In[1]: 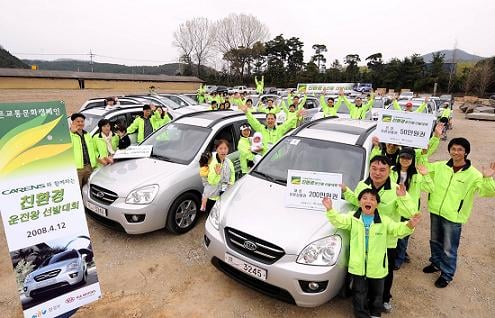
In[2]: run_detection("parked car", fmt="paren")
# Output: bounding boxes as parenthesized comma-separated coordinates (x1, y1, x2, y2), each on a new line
(205, 117, 379, 307)
(214, 86, 229, 94)
(23, 249, 87, 298)
(82, 111, 267, 235)
(398, 91, 414, 100)
(228, 86, 257, 95)
(159, 94, 201, 107)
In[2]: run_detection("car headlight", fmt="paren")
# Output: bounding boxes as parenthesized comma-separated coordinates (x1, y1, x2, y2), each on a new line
(125, 185, 159, 205)
(67, 262, 79, 270)
(296, 235, 342, 266)
(208, 201, 221, 230)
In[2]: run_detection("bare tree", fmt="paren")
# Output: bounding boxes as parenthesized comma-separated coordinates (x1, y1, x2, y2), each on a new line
(477, 60, 493, 97)
(173, 22, 194, 75)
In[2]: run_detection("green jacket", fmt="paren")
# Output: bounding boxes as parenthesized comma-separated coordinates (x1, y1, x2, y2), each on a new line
(238, 137, 255, 174)
(319, 95, 343, 117)
(127, 113, 168, 143)
(287, 94, 307, 110)
(343, 177, 416, 248)
(245, 111, 296, 154)
(255, 76, 264, 94)
(440, 108, 452, 118)
(258, 104, 282, 114)
(207, 155, 235, 201)
(390, 170, 434, 209)
(93, 133, 119, 166)
(369, 136, 440, 165)
(392, 100, 427, 113)
(327, 208, 413, 278)
(426, 159, 495, 224)
(197, 85, 207, 103)
(232, 97, 245, 106)
(70, 131, 97, 169)
(343, 94, 374, 119)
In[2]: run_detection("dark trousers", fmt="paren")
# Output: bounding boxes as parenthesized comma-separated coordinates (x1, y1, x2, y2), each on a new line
(352, 274, 384, 318)
(383, 248, 397, 303)
(205, 199, 217, 213)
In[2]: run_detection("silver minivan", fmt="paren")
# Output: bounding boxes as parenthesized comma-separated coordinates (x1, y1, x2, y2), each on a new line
(204, 118, 377, 307)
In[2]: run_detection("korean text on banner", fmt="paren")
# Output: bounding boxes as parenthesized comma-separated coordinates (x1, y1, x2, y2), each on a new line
(376, 109, 435, 149)
(0, 101, 102, 318)
(286, 170, 343, 211)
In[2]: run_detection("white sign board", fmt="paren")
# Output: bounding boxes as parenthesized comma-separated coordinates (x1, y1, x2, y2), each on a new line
(297, 83, 355, 94)
(286, 170, 343, 211)
(113, 145, 153, 159)
(376, 109, 435, 149)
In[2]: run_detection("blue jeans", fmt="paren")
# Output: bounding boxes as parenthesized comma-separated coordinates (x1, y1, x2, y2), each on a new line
(429, 213, 462, 282)
(395, 235, 410, 267)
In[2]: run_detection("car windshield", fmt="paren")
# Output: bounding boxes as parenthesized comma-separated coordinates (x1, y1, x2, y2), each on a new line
(141, 123, 211, 165)
(48, 250, 78, 265)
(252, 137, 365, 190)
(82, 113, 102, 132)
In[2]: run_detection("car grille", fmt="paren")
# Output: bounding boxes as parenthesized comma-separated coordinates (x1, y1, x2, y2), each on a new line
(224, 227, 285, 265)
(90, 184, 118, 205)
(34, 269, 61, 282)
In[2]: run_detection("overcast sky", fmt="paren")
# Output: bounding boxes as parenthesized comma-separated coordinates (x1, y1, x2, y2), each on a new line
(1, 0, 494, 68)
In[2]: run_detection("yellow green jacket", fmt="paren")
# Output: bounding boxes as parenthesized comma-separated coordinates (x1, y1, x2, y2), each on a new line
(238, 136, 255, 174)
(319, 95, 343, 117)
(246, 111, 297, 154)
(127, 112, 169, 143)
(392, 100, 427, 113)
(390, 170, 434, 209)
(440, 108, 452, 118)
(93, 133, 119, 162)
(343, 177, 416, 248)
(426, 159, 495, 224)
(207, 155, 235, 201)
(327, 208, 413, 278)
(343, 94, 374, 119)
(70, 131, 97, 169)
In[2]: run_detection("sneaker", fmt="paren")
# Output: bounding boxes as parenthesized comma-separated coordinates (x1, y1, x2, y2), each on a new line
(434, 276, 449, 288)
(423, 263, 439, 273)
(383, 301, 392, 313)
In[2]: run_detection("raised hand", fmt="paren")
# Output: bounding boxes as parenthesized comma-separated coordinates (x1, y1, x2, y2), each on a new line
(481, 162, 495, 178)
(297, 108, 306, 117)
(416, 164, 428, 176)
(434, 122, 444, 137)
(340, 183, 348, 192)
(396, 183, 407, 197)
(215, 163, 222, 175)
(239, 104, 248, 113)
(372, 136, 380, 147)
(407, 213, 422, 229)
(322, 196, 333, 211)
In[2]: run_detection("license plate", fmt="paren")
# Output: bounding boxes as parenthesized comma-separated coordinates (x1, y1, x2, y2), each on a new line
(86, 201, 107, 216)
(225, 253, 267, 281)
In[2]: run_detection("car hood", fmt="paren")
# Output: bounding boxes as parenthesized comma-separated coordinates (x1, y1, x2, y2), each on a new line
(219, 175, 336, 255)
(90, 158, 187, 196)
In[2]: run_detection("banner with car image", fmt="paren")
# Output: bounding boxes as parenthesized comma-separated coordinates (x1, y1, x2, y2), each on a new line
(286, 170, 343, 211)
(0, 101, 102, 318)
(376, 109, 436, 149)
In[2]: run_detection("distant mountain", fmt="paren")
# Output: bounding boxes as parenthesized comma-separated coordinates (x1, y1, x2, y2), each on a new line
(21, 58, 216, 77)
(0, 47, 29, 68)
(422, 49, 485, 63)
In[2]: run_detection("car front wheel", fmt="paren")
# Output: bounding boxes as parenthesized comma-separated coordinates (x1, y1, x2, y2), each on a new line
(166, 193, 200, 234)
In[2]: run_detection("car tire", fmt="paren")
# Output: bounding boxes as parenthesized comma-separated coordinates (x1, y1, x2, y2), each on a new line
(166, 193, 200, 235)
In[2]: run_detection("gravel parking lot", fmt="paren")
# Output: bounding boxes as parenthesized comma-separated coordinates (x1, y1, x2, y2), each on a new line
(0, 94, 494, 318)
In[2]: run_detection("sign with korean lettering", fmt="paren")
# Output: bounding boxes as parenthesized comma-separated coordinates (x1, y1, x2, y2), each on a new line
(296, 83, 355, 94)
(376, 109, 435, 149)
(286, 170, 343, 211)
(0, 101, 102, 318)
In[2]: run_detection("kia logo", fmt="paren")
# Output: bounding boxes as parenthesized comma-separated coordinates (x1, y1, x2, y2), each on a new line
(243, 240, 257, 251)
(65, 297, 75, 303)
(95, 191, 105, 199)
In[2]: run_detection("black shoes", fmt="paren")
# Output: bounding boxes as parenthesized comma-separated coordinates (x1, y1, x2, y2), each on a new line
(422, 263, 440, 273)
(434, 276, 449, 288)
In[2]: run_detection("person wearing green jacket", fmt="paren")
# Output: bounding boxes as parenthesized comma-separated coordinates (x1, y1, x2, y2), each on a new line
(323, 188, 420, 318)
(257, 98, 281, 114)
(69, 113, 99, 189)
(127, 104, 165, 143)
(342, 155, 417, 313)
(319, 93, 343, 117)
(238, 124, 256, 174)
(254, 75, 264, 94)
(287, 93, 307, 110)
(422, 137, 495, 288)
(93, 119, 119, 167)
(390, 147, 434, 270)
(231, 92, 245, 106)
(391, 96, 428, 113)
(280, 103, 303, 129)
(341, 89, 375, 119)
(153, 106, 172, 128)
(438, 103, 452, 140)
(239, 104, 304, 154)
(197, 84, 207, 104)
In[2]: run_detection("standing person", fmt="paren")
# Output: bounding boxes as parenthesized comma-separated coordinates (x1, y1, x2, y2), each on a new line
(390, 148, 434, 269)
(239, 104, 304, 154)
(93, 119, 118, 167)
(69, 113, 98, 189)
(203, 140, 236, 213)
(391, 96, 428, 113)
(258, 98, 281, 114)
(208, 100, 218, 111)
(153, 106, 172, 128)
(323, 189, 421, 318)
(126, 104, 161, 143)
(342, 156, 417, 313)
(341, 89, 375, 119)
(281, 103, 303, 129)
(231, 92, 245, 107)
(255, 75, 264, 95)
(438, 103, 452, 140)
(238, 124, 258, 175)
(319, 89, 343, 117)
(423, 138, 495, 288)
(197, 84, 207, 104)
(114, 122, 131, 149)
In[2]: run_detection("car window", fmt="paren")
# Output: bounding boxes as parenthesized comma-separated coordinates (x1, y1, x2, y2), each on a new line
(120, 100, 139, 105)
(304, 99, 317, 109)
(49, 250, 78, 264)
(109, 114, 127, 131)
(208, 124, 236, 154)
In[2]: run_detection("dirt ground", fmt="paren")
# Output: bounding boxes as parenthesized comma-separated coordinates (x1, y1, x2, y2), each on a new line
(0, 91, 494, 317)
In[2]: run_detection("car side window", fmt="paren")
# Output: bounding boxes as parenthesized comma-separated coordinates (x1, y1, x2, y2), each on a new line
(109, 114, 127, 130)
(304, 99, 316, 109)
(209, 124, 236, 154)
(127, 111, 142, 127)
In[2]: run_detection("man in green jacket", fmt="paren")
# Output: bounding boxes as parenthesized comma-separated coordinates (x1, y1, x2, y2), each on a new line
(127, 104, 165, 143)
(197, 84, 207, 104)
(70, 113, 99, 189)
(341, 89, 375, 120)
(255, 75, 264, 95)
(391, 96, 428, 113)
(342, 156, 417, 313)
(239, 104, 304, 154)
(423, 137, 495, 288)
(319, 90, 343, 117)
(324, 188, 420, 318)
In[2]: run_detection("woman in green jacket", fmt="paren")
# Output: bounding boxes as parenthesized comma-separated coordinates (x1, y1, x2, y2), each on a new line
(324, 188, 420, 318)
(93, 119, 118, 167)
